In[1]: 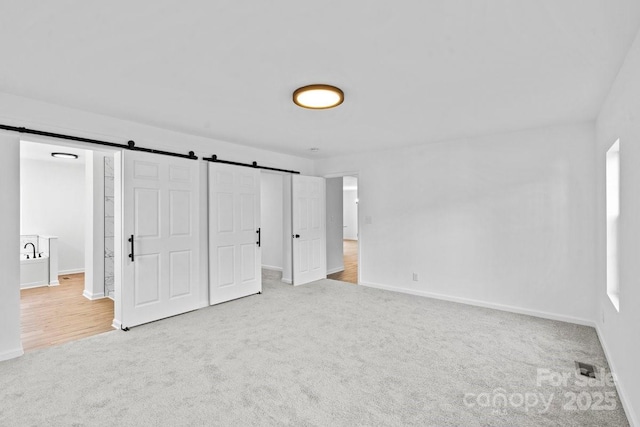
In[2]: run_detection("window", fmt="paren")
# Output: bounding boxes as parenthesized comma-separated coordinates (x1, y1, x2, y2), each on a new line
(606, 139, 620, 312)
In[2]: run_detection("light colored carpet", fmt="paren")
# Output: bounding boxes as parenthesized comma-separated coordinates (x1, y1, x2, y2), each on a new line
(0, 274, 628, 426)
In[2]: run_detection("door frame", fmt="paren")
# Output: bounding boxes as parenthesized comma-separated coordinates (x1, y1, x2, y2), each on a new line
(16, 134, 123, 326)
(322, 171, 361, 285)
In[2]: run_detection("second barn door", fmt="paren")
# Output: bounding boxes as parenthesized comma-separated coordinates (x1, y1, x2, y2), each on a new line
(208, 163, 261, 305)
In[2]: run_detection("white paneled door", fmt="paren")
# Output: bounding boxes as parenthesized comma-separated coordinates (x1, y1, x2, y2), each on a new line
(292, 175, 326, 285)
(121, 151, 200, 328)
(208, 163, 261, 305)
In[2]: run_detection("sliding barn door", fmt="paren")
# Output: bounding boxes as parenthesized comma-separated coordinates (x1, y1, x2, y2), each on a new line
(208, 163, 261, 305)
(121, 151, 200, 328)
(292, 175, 326, 285)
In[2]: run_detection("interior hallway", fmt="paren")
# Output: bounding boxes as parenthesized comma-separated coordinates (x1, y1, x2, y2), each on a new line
(328, 240, 358, 284)
(20, 273, 114, 352)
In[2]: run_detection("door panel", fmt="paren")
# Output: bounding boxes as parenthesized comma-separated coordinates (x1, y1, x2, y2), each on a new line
(169, 250, 191, 298)
(133, 160, 159, 179)
(241, 243, 257, 281)
(209, 163, 261, 305)
(312, 239, 322, 269)
(169, 164, 191, 182)
(135, 189, 160, 237)
(217, 193, 234, 232)
(292, 175, 326, 285)
(121, 151, 200, 328)
(134, 253, 160, 305)
(169, 191, 191, 235)
(217, 246, 235, 286)
(240, 195, 255, 230)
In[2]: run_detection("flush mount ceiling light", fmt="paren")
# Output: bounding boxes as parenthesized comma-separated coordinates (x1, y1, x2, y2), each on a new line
(293, 84, 344, 109)
(51, 152, 78, 159)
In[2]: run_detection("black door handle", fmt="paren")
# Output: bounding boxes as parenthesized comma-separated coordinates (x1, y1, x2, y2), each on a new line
(128, 235, 135, 262)
(293, 234, 300, 238)
(256, 228, 261, 247)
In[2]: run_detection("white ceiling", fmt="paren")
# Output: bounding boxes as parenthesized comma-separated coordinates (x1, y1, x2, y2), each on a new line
(20, 140, 87, 164)
(1, 1, 639, 159)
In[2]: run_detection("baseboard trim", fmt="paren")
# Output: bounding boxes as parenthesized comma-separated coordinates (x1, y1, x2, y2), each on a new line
(327, 266, 345, 275)
(359, 281, 595, 327)
(595, 325, 638, 427)
(282, 278, 292, 284)
(261, 265, 282, 272)
(59, 268, 85, 275)
(0, 346, 24, 362)
(83, 289, 106, 300)
(111, 319, 122, 330)
(49, 280, 60, 286)
(20, 282, 49, 290)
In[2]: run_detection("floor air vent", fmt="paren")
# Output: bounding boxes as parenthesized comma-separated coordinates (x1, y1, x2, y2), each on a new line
(575, 361, 597, 378)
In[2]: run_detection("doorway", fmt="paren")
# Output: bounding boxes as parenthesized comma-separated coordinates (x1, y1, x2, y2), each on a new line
(260, 171, 288, 283)
(326, 175, 359, 284)
(19, 140, 115, 351)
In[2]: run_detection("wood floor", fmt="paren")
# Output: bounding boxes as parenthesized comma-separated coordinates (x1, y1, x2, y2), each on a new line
(20, 252, 353, 352)
(20, 273, 114, 352)
(328, 239, 358, 284)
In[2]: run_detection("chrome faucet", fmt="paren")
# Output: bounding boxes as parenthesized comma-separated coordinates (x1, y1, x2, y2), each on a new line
(24, 242, 36, 259)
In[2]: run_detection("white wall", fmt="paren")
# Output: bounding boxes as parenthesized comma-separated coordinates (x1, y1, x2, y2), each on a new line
(20, 156, 86, 274)
(595, 27, 640, 426)
(84, 151, 108, 300)
(260, 172, 284, 271)
(316, 123, 597, 325)
(0, 92, 314, 358)
(0, 133, 22, 361)
(343, 189, 358, 240)
(326, 177, 344, 274)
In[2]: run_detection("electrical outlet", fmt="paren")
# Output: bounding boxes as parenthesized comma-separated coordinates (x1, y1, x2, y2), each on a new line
(412, 273, 418, 281)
